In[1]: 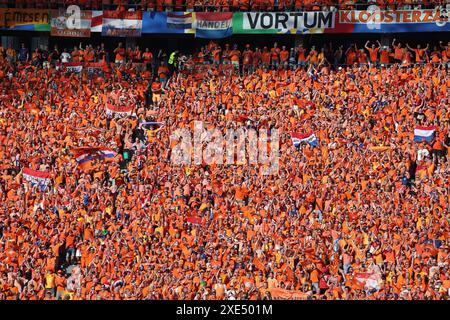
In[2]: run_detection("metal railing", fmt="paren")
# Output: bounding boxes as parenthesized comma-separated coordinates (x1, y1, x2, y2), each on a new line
(0, 1, 449, 11)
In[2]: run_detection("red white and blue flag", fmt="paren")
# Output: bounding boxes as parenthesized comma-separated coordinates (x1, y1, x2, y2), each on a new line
(23, 168, 51, 190)
(167, 12, 192, 29)
(139, 121, 165, 129)
(72, 147, 116, 166)
(105, 104, 134, 118)
(291, 132, 319, 147)
(414, 126, 436, 143)
(63, 62, 83, 73)
(195, 12, 233, 39)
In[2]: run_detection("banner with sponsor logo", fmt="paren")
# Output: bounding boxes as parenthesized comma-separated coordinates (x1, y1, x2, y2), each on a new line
(51, 9, 91, 37)
(332, 9, 450, 33)
(0, 9, 50, 31)
(102, 10, 142, 37)
(195, 12, 233, 38)
(142, 12, 194, 34)
(232, 12, 335, 34)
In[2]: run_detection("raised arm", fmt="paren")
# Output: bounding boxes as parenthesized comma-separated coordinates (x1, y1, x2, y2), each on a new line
(364, 41, 370, 51)
(345, 46, 352, 54)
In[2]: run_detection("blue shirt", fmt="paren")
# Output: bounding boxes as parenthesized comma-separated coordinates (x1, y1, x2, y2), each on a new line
(18, 48, 28, 61)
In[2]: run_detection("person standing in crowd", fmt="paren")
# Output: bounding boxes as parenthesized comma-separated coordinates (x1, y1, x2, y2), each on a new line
(18, 43, 29, 62)
(212, 45, 222, 65)
(49, 45, 60, 65)
(242, 44, 253, 74)
(60, 48, 71, 63)
(365, 40, 380, 66)
(392, 38, 406, 64)
(270, 42, 280, 69)
(133, 45, 142, 63)
(5, 46, 16, 63)
(333, 45, 343, 66)
(168, 50, 179, 76)
(407, 43, 430, 64)
(114, 42, 126, 64)
(297, 44, 307, 67)
(143, 48, 154, 73)
(230, 44, 241, 71)
(280, 45, 289, 68)
(97, 43, 108, 62)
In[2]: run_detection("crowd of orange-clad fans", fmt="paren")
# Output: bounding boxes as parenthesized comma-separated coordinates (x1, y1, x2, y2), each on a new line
(0, 36, 449, 300)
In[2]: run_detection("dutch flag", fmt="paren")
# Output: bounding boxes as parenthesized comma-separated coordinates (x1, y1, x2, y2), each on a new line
(167, 12, 192, 29)
(195, 12, 233, 39)
(23, 168, 51, 190)
(63, 62, 83, 73)
(413, 126, 436, 143)
(73, 147, 116, 166)
(291, 132, 319, 147)
(96, 148, 116, 159)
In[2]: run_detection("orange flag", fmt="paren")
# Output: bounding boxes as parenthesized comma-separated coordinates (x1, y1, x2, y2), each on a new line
(253, 257, 265, 271)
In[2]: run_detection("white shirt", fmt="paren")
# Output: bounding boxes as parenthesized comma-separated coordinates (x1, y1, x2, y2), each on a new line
(417, 148, 429, 161)
(60, 52, 71, 63)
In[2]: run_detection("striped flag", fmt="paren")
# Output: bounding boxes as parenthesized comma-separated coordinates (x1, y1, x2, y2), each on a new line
(195, 12, 233, 39)
(167, 12, 192, 29)
(105, 104, 134, 118)
(72, 147, 116, 168)
(139, 121, 165, 130)
(63, 62, 83, 73)
(23, 168, 51, 190)
(413, 125, 436, 143)
(291, 132, 319, 147)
